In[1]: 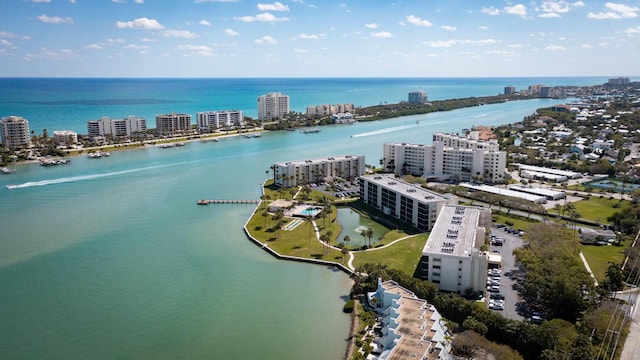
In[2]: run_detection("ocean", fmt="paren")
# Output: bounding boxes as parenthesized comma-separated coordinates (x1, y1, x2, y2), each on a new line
(0, 77, 608, 359)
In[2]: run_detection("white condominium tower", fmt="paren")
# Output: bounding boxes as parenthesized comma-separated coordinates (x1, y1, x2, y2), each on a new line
(87, 115, 147, 139)
(382, 132, 506, 183)
(257, 92, 290, 120)
(196, 110, 245, 131)
(418, 204, 491, 294)
(155, 113, 191, 134)
(0, 116, 31, 149)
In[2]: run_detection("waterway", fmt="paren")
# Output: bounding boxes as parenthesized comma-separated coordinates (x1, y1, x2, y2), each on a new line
(0, 97, 562, 359)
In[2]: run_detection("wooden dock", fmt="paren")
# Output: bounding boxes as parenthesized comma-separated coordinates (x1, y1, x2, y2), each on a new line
(197, 199, 260, 205)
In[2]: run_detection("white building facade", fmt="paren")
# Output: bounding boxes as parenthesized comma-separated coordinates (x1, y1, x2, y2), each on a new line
(306, 103, 355, 117)
(196, 110, 244, 131)
(53, 130, 78, 146)
(418, 205, 490, 294)
(382, 132, 506, 183)
(369, 279, 451, 360)
(273, 154, 365, 188)
(257, 92, 290, 120)
(359, 174, 453, 232)
(1, 116, 31, 149)
(87, 115, 147, 139)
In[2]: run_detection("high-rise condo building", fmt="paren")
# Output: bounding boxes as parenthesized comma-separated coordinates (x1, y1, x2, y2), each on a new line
(155, 113, 191, 134)
(408, 90, 428, 104)
(417, 205, 490, 294)
(1, 116, 31, 149)
(196, 110, 244, 131)
(382, 132, 506, 183)
(257, 92, 290, 120)
(358, 174, 453, 232)
(87, 115, 147, 139)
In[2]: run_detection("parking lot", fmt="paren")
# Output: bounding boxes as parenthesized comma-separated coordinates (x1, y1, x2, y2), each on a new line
(486, 225, 527, 321)
(309, 179, 360, 199)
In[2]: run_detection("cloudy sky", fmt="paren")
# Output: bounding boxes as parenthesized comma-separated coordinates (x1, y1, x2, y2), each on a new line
(1, 0, 639, 77)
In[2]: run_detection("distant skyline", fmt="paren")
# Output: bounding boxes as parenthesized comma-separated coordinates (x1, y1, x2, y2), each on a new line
(1, 0, 639, 78)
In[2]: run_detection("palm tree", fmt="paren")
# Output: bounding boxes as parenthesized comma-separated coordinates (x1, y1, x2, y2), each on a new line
(262, 209, 270, 227)
(305, 215, 314, 244)
(365, 227, 374, 247)
(343, 235, 351, 250)
(319, 234, 327, 253)
(275, 220, 284, 239)
(360, 229, 367, 247)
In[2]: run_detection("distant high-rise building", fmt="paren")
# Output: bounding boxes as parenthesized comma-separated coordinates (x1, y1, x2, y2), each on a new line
(257, 92, 290, 120)
(504, 86, 516, 95)
(87, 115, 146, 138)
(408, 90, 428, 104)
(0, 116, 31, 149)
(196, 110, 244, 130)
(155, 113, 192, 134)
(540, 86, 552, 98)
(607, 77, 630, 85)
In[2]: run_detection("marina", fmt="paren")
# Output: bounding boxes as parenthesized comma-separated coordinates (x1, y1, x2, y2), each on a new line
(197, 199, 260, 205)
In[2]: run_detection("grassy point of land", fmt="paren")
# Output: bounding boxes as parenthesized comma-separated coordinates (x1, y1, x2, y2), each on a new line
(547, 197, 630, 224)
(351, 234, 429, 276)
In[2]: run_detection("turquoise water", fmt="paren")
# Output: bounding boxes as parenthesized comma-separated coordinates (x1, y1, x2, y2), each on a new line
(0, 78, 600, 359)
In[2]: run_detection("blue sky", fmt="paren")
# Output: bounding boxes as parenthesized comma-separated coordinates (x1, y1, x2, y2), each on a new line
(1, 0, 639, 77)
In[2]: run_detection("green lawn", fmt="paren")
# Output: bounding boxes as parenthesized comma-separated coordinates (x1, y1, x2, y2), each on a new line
(492, 211, 540, 231)
(547, 197, 629, 224)
(580, 244, 627, 282)
(351, 234, 429, 276)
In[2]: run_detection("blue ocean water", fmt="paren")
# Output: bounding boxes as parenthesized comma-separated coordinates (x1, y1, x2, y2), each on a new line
(0, 77, 607, 134)
(0, 77, 607, 360)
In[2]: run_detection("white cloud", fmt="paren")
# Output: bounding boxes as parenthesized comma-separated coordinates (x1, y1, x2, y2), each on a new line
(365, 23, 378, 29)
(481, 6, 500, 15)
(441, 25, 456, 31)
(116, 18, 165, 30)
(134, 0, 144, 3)
(580, 43, 592, 48)
(194, 0, 238, 2)
(539, 12, 561, 18)
(541, 1, 570, 14)
(200, 20, 211, 26)
(545, 45, 567, 51)
(257, 2, 289, 11)
(0, 31, 31, 40)
(0, 39, 13, 46)
(478, 26, 489, 30)
(505, 4, 527, 17)
(405, 15, 432, 27)
(69, 0, 76, 3)
(225, 29, 239, 36)
(297, 33, 325, 40)
(235, 12, 289, 22)
(624, 26, 640, 35)
(124, 44, 150, 50)
(425, 39, 457, 47)
(32, 0, 51, 2)
(424, 38, 498, 48)
(254, 35, 277, 45)
(293, 48, 310, 53)
(86, 44, 102, 49)
(177, 44, 216, 56)
(37, 14, 73, 24)
(371, 31, 393, 38)
(588, 2, 639, 19)
(164, 30, 198, 38)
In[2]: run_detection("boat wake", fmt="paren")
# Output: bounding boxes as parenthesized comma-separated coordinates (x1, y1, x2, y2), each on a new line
(6, 164, 172, 189)
(351, 124, 418, 138)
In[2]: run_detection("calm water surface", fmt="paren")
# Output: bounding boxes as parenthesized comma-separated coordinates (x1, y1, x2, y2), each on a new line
(0, 81, 580, 359)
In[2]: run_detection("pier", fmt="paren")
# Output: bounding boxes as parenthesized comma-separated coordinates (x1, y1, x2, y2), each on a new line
(197, 199, 260, 205)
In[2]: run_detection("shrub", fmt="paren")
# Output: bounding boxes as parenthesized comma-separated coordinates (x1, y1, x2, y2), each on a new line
(343, 299, 355, 313)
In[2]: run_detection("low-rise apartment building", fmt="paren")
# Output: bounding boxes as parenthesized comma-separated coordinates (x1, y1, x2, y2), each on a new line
(358, 174, 452, 232)
(417, 205, 490, 294)
(273, 154, 365, 188)
(53, 130, 78, 146)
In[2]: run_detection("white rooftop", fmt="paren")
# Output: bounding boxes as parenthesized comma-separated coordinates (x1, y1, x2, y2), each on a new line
(422, 205, 482, 257)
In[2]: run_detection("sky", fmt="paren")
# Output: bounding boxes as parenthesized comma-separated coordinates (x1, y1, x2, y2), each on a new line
(0, 0, 639, 78)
